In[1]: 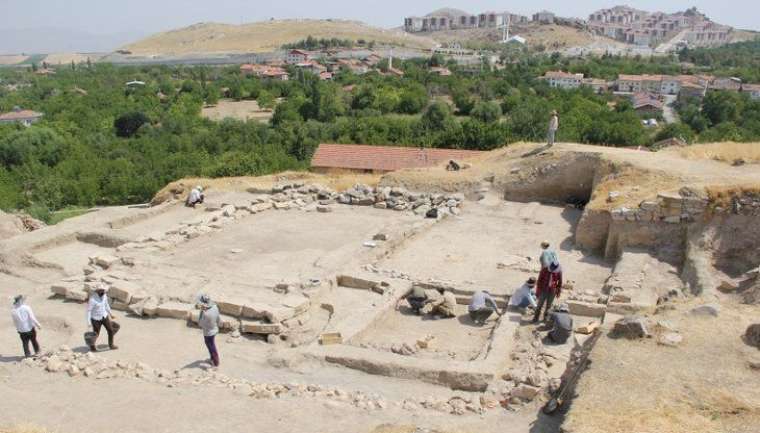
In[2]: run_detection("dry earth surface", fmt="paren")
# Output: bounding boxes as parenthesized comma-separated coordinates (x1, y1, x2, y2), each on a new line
(201, 99, 273, 123)
(2, 142, 760, 433)
(122, 20, 437, 55)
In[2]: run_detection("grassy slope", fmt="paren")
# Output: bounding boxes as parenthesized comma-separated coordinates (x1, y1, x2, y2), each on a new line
(122, 20, 437, 55)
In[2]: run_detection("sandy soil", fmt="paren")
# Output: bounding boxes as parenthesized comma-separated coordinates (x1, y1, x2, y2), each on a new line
(0, 55, 28, 65)
(564, 298, 760, 433)
(123, 20, 436, 55)
(42, 53, 102, 65)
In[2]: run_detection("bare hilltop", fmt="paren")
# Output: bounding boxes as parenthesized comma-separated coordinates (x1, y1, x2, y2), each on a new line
(121, 20, 437, 55)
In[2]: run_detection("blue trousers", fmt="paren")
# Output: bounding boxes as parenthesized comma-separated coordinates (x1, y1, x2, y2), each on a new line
(204, 335, 219, 366)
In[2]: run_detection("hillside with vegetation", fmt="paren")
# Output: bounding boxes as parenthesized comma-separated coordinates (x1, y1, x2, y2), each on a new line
(1, 41, 760, 221)
(122, 20, 437, 55)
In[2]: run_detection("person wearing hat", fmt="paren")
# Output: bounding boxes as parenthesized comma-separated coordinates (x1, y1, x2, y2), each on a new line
(186, 185, 205, 207)
(509, 278, 538, 311)
(197, 294, 221, 367)
(534, 260, 563, 323)
(547, 110, 559, 147)
(86, 283, 118, 351)
(11, 295, 42, 357)
(547, 303, 573, 344)
(468, 290, 502, 326)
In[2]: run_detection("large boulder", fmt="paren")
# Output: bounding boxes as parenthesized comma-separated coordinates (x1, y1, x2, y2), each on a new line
(612, 316, 650, 339)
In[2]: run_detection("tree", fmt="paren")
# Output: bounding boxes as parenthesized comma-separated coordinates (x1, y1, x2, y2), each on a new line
(114, 112, 149, 138)
(257, 90, 276, 110)
(654, 123, 695, 145)
(421, 102, 454, 130)
(452, 90, 476, 115)
(471, 101, 502, 123)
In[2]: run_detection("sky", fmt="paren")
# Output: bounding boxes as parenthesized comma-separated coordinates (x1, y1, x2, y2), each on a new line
(0, 0, 757, 52)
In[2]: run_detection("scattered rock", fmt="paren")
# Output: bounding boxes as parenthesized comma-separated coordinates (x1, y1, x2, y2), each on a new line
(657, 332, 683, 347)
(612, 316, 650, 339)
(745, 324, 760, 349)
(690, 304, 720, 317)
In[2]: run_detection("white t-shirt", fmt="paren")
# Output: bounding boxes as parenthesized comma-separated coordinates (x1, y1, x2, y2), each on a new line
(509, 284, 538, 308)
(12, 304, 41, 333)
(87, 294, 111, 324)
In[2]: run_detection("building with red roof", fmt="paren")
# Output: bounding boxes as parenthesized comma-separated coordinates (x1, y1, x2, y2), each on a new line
(310, 143, 483, 174)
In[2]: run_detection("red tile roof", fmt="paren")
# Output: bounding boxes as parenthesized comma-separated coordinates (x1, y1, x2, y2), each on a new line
(311, 143, 484, 172)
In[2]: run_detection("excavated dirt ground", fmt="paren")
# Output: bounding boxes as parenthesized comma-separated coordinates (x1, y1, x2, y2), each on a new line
(2, 142, 760, 433)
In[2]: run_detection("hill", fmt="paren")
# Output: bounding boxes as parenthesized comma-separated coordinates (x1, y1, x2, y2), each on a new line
(122, 20, 437, 55)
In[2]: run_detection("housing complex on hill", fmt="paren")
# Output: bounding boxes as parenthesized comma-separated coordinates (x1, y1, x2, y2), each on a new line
(587, 6, 732, 47)
(404, 9, 531, 33)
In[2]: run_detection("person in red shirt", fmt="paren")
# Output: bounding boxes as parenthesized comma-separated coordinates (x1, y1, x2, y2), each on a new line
(533, 262, 563, 323)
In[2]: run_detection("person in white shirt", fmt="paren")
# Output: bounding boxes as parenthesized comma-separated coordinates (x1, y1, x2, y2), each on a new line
(197, 294, 221, 367)
(509, 278, 538, 311)
(186, 186, 204, 207)
(86, 284, 118, 351)
(11, 295, 42, 357)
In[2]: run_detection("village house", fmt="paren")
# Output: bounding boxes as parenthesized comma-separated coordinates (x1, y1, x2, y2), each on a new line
(0, 107, 44, 126)
(742, 84, 760, 100)
(582, 78, 609, 94)
(430, 67, 452, 77)
(310, 143, 483, 174)
(710, 77, 742, 91)
(541, 71, 584, 89)
(631, 93, 663, 115)
(285, 49, 311, 65)
(679, 81, 708, 101)
(533, 10, 555, 24)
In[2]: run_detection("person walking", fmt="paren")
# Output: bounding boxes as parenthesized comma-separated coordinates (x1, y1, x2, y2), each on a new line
(86, 283, 118, 351)
(534, 262, 563, 323)
(547, 110, 559, 147)
(197, 294, 221, 367)
(11, 295, 42, 357)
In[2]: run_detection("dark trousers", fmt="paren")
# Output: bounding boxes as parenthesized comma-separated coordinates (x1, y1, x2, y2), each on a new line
(19, 329, 40, 357)
(91, 317, 115, 349)
(204, 335, 220, 367)
(408, 296, 427, 313)
(469, 307, 494, 324)
(534, 291, 556, 322)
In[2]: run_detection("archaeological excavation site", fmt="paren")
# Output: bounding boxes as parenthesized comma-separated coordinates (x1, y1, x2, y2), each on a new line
(2, 142, 759, 433)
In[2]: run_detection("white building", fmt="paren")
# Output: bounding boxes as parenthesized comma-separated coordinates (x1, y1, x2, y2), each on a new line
(542, 71, 584, 89)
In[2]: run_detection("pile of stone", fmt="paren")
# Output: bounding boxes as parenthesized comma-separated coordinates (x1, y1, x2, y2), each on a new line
(333, 184, 464, 216)
(482, 332, 563, 409)
(27, 347, 480, 415)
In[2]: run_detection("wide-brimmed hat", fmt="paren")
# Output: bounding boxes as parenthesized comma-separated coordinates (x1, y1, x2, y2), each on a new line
(196, 185, 204, 192)
(94, 282, 109, 293)
(557, 303, 569, 313)
(541, 241, 550, 248)
(527, 277, 536, 286)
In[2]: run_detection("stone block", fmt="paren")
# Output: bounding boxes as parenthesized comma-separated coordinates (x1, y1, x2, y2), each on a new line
(50, 284, 71, 297)
(216, 300, 244, 317)
(690, 304, 720, 317)
(575, 321, 600, 335)
(240, 303, 270, 320)
(250, 202, 273, 213)
(319, 332, 343, 345)
(336, 275, 381, 291)
(316, 205, 332, 213)
(511, 384, 541, 401)
(155, 302, 192, 320)
(241, 320, 283, 335)
(566, 300, 606, 318)
(108, 281, 138, 304)
(93, 255, 120, 269)
(612, 316, 649, 339)
(65, 290, 89, 303)
(111, 301, 130, 312)
(265, 306, 297, 323)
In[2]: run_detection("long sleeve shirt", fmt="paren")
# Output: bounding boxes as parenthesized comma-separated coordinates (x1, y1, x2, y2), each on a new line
(469, 291, 499, 312)
(12, 304, 41, 333)
(509, 284, 538, 308)
(198, 304, 221, 337)
(540, 249, 558, 269)
(87, 294, 111, 324)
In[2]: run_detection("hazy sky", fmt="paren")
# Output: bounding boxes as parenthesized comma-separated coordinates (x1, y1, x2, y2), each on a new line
(1, 0, 758, 35)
